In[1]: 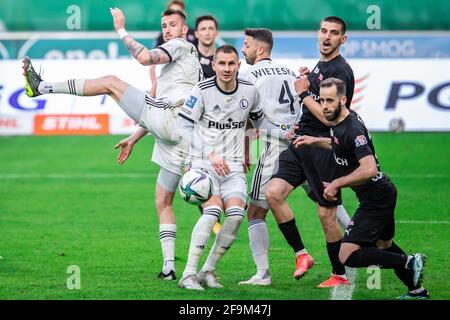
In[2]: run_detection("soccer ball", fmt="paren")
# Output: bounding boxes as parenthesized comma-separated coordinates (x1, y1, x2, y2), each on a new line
(179, 169, 213, 205)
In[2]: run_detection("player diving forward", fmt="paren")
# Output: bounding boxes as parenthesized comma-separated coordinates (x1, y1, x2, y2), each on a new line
(23, 8, 202, 281)
(176, 45, 287, 290)
(294, 78, 429, 299)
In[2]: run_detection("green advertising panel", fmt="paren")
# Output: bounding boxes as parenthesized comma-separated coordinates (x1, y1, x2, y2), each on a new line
(0, 0, 449, 31)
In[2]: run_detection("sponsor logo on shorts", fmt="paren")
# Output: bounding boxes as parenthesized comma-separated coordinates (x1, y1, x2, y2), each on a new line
(185, 95, 197, 109)
(355, 135, 368, 147)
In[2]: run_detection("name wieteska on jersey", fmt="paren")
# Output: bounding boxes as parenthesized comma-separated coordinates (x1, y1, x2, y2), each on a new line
(242, 59, 302, 134)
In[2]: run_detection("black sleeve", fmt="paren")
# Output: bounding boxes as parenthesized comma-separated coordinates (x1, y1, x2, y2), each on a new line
(330, 66, 354, 108)
(347, 127, 373, 161)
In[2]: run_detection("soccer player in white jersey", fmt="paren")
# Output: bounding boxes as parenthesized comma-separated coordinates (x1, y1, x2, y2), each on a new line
(176, 45, 286, 290)
(23, 8, 202, 281)
(238, 28, 351, 286)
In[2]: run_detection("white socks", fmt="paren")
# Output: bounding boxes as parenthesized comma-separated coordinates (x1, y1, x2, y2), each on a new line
(182, 206, 221, 278)
(337, 204, 351, 229)
(38, 79, 85, 96)
(201, 206, 245, 273)
(248, 219, 270, 278)
(159, 224, 176, 273)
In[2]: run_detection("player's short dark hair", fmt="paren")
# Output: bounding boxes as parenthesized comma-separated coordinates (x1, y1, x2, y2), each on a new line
(214, 45, 239, 61)
(162, 8, 187, 25)
(244, 28, 273, 51)
(167, 0, 185, 10)
(320, 78, 347, 97)
(321, 16, 347, 35)
(195, 15, 219, 30)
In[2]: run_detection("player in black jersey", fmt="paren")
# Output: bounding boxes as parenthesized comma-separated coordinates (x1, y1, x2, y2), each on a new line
(266, 16, 353, 288)
(194, 15, 218, 79)
(294, 78, 429, 299)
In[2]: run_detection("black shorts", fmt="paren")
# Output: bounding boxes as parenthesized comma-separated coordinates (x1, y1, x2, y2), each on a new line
(272, 144, 342, 207)
(343, 183, 398, 246)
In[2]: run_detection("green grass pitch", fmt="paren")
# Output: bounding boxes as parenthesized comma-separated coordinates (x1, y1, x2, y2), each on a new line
(0, 133, 449, 300)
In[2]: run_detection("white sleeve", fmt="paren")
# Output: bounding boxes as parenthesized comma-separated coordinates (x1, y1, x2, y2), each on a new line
(157, 38, 185, 62)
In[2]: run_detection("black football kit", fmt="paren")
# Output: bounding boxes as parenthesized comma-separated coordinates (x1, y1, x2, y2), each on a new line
(273, 55, 355, 207)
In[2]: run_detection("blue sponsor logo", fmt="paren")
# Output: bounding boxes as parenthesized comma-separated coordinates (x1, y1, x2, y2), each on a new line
(185, 95, 197, 109)
(355, 135, 368, 147)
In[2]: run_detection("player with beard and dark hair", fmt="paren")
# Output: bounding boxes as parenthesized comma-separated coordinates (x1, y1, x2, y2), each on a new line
(293, 78, 429, 299)
(265, 16, 354, 287)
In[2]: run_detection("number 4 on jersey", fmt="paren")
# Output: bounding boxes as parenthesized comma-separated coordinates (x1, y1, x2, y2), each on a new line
(278, 80, 295, 115)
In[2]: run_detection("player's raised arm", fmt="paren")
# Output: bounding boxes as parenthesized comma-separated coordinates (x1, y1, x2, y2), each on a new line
(110, 7, 170, 66)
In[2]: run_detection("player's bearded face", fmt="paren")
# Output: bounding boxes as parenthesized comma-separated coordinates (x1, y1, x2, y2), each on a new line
(318, 21, 346, 57)
(213, 52, 240, 84)
(161, 15, 187, 42)
(241, 36, 257, 65)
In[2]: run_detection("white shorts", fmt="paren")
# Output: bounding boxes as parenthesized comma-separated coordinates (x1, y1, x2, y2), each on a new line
(192, 163, 247, 204)
(152, 138, 189, 176)
(249, 141, 288, 208)
(119, 85, 188, 175)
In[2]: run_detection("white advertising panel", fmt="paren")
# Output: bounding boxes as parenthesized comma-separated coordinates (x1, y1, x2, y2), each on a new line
(0, 59, 449, 135)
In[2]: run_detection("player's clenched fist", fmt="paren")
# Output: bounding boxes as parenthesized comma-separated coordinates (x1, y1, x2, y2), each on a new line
(110, 7, 126, 31)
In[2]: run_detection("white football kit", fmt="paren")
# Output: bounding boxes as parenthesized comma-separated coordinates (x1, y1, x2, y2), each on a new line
(242, 59, 302, 207)
(178, 77, 264, 202)
(120, 38, 202, 178)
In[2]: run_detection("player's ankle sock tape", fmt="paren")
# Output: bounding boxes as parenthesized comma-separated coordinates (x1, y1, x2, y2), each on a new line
(326, 239, 346, 276)
(278, 219, 305, 253)
(345, 247, 408, 269)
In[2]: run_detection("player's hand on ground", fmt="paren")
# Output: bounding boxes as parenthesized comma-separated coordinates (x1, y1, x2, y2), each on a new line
(323, 182, 339, 201)
(114, 138, 134, 165)
(299, 66, 310, 77)
(294, 76, 310, 94)
(209, 152, 231, 176)
(293, 135, 315, 148)
(285, 124, 299, 141)
(110, 7, 126, 31)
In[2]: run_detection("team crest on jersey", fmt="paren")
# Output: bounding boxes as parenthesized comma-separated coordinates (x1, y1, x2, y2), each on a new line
(355, 135, 368, 147)
(314, 67, 319, 74)
(185, 95, 197, 109)
(239, 99, 249, 110)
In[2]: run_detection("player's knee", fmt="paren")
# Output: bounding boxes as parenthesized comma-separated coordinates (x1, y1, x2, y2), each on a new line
(155, 195, 172, 213)
(376, 239, 392, 250)
(247, 203, 267, 221)
(265, 187, 283, 206)
(317, 208, 337, 228)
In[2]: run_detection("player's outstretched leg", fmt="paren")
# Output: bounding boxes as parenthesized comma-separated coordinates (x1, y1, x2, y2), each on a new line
(23, 56, 142, 122)
(340, 242, 427, 297)
(239, 203, 271, 286)
(266, 178, 315, 279)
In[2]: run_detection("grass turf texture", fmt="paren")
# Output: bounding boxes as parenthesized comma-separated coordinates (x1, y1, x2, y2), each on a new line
(0, 133, 449, 300)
